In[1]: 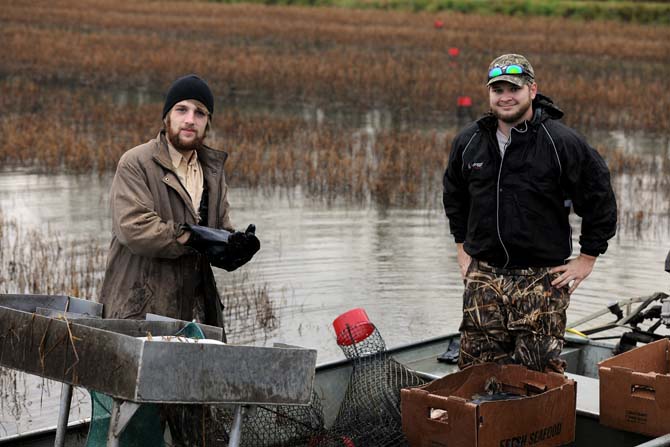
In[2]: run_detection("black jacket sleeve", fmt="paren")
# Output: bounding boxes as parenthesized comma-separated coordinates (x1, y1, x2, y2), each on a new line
(559, 129, 617, 256)
(443, 131, 474, 243)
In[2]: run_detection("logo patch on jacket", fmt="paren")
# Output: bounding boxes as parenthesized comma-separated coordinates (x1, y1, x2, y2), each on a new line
(469, 162, 484, 170)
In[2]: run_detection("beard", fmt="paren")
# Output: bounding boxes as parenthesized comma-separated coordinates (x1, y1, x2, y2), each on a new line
(166, 116, 206, 152)
(492, 95, 533, 124)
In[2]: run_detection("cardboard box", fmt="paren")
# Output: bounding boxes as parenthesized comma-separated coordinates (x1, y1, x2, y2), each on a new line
(401, 363, 576, 447)
(599, 338, 670, 436)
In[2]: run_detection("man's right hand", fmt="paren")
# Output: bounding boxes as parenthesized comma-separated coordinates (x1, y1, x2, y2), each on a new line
(182, 223, 260, 271)
(456, 243, 472, 280)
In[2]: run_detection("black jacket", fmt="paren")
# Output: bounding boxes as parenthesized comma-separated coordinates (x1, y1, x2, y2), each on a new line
(443, 94, 617, 268)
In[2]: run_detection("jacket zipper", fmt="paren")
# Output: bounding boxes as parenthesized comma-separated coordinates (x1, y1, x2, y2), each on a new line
(495, 132, 511, 268)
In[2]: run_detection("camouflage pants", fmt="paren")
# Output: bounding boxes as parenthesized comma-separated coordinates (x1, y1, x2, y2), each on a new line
(458, 260, 570, 373)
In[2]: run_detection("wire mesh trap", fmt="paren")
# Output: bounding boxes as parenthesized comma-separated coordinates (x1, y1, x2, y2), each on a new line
(147, 308, 426, 447)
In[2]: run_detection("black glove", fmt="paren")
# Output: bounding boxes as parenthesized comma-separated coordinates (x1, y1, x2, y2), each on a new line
(184, 224, 260, 272)
(184, 224, 232, 251)
(218, 224, 260, 272)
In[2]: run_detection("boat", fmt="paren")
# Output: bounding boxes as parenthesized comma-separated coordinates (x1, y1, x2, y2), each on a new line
(2, 292, 670, 447)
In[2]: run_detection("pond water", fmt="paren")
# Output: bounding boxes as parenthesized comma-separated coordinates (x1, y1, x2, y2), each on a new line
(0, 107, 669, 437)
(1, 170, 668, 365)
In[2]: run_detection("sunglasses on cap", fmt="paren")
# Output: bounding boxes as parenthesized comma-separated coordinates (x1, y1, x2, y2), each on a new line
(487, 64, 533, 80)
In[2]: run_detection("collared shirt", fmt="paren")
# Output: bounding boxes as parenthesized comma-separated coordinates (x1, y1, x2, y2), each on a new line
(167, 141, 204, 216)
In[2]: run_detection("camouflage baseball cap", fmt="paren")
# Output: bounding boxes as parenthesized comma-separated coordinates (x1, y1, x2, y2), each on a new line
(486, 54, 535, 87)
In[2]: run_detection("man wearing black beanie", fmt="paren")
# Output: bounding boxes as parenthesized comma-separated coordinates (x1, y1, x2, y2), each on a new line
(162, 74, 214, 119)
(100, 74, 257, 337)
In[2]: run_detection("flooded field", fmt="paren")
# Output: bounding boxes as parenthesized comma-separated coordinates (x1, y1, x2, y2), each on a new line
(1, 0, 670, 439)
(1, 169, 669, 362)
(1, 169, 668, 437)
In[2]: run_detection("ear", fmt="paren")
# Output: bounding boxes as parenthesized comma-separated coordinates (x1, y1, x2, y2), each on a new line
(529, 82, 538, 99)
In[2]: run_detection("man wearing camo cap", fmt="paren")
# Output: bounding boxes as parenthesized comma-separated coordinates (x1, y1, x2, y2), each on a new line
(442, 54, 617, 373)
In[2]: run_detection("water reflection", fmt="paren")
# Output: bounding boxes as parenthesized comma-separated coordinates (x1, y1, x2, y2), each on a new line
(0, 170, 111, 239)
(1, 172, 668, 363)
(0, 169, 669, 436)
(595, 129, 670, 157)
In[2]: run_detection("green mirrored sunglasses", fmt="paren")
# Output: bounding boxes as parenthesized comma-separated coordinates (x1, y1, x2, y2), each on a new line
(488, 64, 532, 80)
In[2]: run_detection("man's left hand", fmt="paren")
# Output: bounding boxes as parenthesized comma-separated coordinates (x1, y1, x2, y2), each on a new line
(550, 254, 597, 294)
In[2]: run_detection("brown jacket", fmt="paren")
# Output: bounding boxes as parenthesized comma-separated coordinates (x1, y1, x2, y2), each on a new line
(99, 131, 232, 333)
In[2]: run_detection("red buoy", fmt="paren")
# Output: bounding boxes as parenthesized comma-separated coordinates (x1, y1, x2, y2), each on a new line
(457, 96, 472, 107)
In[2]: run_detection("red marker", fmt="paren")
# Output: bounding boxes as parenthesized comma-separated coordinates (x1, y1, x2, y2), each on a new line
(457, 96, 472, 107)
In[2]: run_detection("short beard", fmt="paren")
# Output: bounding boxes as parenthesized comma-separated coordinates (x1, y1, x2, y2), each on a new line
(493, 101, 531, 124)
(165, 116, 206, 152)
(492, 90, 533, 125)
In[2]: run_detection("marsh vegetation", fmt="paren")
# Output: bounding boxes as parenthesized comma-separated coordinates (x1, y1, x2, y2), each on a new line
(0, 0, 668, 332)
(0, 1, 669, 433)
(2, 1, 668, 201)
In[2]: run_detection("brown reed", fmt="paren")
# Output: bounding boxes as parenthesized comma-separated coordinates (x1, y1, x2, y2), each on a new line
(221, 268, 279, 344)
(0, 79, 453, 206)
(0, 209, 279, 425)
(3, 77, 670, 226)
(0, 212, 105, 298)
(0, 210, 104, 426)
(0, 206, 279, 334)
(1, 0, 668, 132)
(1, 0, 669, 237)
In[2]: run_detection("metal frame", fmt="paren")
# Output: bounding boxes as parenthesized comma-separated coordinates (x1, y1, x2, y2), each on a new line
(0, 294, 317, 447)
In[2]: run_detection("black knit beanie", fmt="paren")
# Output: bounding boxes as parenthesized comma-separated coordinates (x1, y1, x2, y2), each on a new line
(162, 74, 214, 119)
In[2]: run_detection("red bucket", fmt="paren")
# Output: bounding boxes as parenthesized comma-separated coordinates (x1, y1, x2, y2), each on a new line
(333, 308, 375, 346)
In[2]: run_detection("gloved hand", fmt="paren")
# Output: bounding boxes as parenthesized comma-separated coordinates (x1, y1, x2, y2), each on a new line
(184, 224, 232, 251)
(184, 224, 260, 272)
(212, 224, 260, 272)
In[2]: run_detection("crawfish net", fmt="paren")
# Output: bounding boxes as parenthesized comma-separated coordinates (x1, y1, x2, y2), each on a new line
(164, 391, 327, 447)
(166, 322, 425, 446)
(324, 322, 427, 447)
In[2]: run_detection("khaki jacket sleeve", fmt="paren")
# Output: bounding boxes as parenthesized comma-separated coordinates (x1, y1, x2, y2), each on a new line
(220, 179, 233, 232)
(110, 155, 191, 259)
